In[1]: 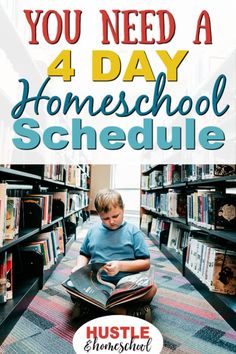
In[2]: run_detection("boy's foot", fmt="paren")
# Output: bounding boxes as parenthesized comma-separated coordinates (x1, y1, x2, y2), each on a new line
(71, 299, 104, 321)
(127, 304, 152, 323)
(71, 301, 92, 320)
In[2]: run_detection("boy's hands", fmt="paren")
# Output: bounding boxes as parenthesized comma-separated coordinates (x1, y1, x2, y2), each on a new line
(103, 261, 120, 276)
(103, 259, 150, 276)
(71, 258, 150, 275)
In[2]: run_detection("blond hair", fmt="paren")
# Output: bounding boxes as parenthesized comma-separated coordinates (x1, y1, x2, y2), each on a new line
(94, 189, 124, 213)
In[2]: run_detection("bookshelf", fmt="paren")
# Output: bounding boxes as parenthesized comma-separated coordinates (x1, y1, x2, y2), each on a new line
(0, 164, 90, 343)
(140, 164, 236, 330)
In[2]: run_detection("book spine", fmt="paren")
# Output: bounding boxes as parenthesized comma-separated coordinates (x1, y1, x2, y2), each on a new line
(0, 183, 7, 247)
(6, 252, 13, 300)
(0, 252, 7, 303)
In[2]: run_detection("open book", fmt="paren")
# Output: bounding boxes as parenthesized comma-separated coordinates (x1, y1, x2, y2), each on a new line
(62, 263, 154, 310)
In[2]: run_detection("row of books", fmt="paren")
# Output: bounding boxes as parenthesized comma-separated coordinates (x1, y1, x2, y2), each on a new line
(163, 164, 236, 185)
(142, 189, 236, 230)
(48, 164, 89, 185)
(187, 191, 236, 230)
(141, 164, 156, 173)
(65, 165, 88, 188)
(1, 164, 90, 189)
(143, 213, 236, 295)
(142, 191, 187, 218)
(172, 164, 236, 183)
(0, 164, 11, 168)
(156, 192, 187, 218)
(141, 214, 189, 254)
(167, 223, 191, 254)
(183, 164, 236, 181)
(149, 217, 170, 250)
(186, 236, 236, 295)
(142, 164, 236, 186)
(140, 214, 170, 238)
(54, 189, 89, 217)
(0, 184, 90, 246)
(0, 251, 13, 303)
(140, 214, 153, 235)
(150, 218, 170, 237)
(44, 164, 64, 181)
(68, 190, 89, 211)
(79, 164, 90, 176)
(0, 190, 55, 245)
(141, 192, 156, 210)
(0, 223, 65, 304)
(141, 170, 163, 189)
(22, 224, 65, 271)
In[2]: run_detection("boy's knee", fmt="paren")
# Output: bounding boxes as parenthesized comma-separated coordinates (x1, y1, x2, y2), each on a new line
(152, 284, 158, 295)
(147, 284, 158, 300)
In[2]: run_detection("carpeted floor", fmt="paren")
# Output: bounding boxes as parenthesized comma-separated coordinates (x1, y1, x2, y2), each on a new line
(1, 216, 236, 353)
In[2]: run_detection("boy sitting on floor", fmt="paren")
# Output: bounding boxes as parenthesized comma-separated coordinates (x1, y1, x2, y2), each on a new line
(71, 189, 157, 322)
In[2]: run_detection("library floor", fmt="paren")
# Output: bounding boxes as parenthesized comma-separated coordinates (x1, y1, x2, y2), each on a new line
(1, 215, 236, 354)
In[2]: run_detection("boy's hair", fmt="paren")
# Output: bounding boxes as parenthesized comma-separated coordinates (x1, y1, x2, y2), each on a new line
(94, 189, 124, 213)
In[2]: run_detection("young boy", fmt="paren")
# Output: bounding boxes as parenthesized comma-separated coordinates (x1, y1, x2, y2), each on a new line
(71, 189, 157, 322)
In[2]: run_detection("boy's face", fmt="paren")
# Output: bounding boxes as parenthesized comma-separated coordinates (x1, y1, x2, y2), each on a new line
(99, 206, 124, 230)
